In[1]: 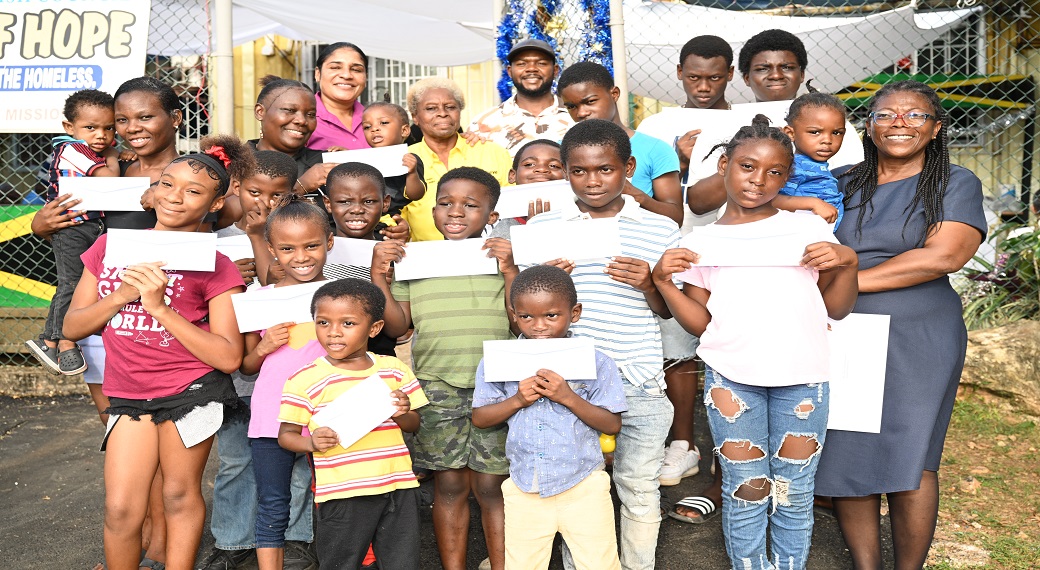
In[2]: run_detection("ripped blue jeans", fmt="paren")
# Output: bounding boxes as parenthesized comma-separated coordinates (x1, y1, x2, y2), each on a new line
(702, 365, 829, 570)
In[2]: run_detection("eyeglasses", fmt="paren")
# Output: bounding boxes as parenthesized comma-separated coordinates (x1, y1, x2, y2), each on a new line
(870, 112, 934, 127)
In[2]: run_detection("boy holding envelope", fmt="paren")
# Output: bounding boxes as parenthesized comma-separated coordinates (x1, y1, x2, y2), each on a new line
(521, 119, 681, 570)
(473, 265, 626, 570)
(278, 279, 427, 570)
(27, 89, 121, 375)
(374, 166, 516, 569)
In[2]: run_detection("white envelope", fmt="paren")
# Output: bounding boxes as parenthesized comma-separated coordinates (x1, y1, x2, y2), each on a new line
(674, 213, 837, 270)
(59, 177, 150, 212)
(322, 145, 409, 177)
(230, 280, 326, 332)
(310, 373, 399, 451)
(482, 337, 598, 383)
(495, 180, 575, 219)
(216, 234, 256, 262)
(104, 229, 217, 272)
(393, 239, 499, 281)
(827, 314, 891, 433)
(326, 237, 377, 268)
(510, 218, 622, 265)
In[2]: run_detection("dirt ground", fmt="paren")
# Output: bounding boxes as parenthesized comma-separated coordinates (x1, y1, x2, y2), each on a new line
(0, 394, 877, 569)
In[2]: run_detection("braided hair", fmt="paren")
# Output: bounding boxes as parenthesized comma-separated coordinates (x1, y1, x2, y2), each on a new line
(704, 114, 793, 164)
(840, 80, 949, 246)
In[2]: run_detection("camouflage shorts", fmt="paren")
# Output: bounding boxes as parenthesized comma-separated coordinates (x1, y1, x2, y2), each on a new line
(411, 379, 509, 475)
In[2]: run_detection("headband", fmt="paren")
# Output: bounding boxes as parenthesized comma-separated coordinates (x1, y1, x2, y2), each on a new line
(179, 145, 232, 195)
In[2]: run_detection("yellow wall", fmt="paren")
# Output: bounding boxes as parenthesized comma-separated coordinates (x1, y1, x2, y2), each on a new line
(231, 36, 301, 139)
(446, 60, 499, 127)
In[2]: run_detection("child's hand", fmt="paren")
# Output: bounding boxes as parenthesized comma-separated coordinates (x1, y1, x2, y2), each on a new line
(244, 197, 270, 237)
(119, 262, 169, 313)
(802, 242, 858, 271)
(514, 376, 542, 407)
(371, 240, 406, 281)
(117, 149, 138, 162)
(532, 369, 576, 406)
(606, 256, 654, 292)
(139, 187, 155, 210)
(808, 199, 839, 224)
(483, 237, 517, 275)
(268, 260, 286, 285)
(544, 258, 575, 274)
(527, 198, 550, 218)
(234, 258, 257, 285)
(402, 153, 418, 175)
(325, 145, 348, 152)
(390, 389, 411, 417)
(256, 322, 293, 356)
(379, 215, 411, 242)
(310, 426, 340, 452)
(652, 248, 699, 285)
(621, 180, 648, 206)
(675, 128, 702, 165)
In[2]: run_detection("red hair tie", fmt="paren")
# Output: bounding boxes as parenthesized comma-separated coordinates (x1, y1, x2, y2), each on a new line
(204, 145, 232, 170)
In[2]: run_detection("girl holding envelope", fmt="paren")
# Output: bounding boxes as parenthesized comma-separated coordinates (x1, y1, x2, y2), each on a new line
(240, 195, 334, 570)
(63, 136, 255, 570)
(651, 117, 859, 570)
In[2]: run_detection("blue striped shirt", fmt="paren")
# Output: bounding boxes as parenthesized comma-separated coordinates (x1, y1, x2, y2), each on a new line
(524, 196, 680, 392)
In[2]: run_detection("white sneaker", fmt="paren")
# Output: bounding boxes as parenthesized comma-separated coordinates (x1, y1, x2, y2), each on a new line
(660, 440, 700, 486)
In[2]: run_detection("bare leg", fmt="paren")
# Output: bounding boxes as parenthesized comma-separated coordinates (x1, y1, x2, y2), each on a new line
(141, 471, 167, 566)
(665, 360, 699, 443)
(889, 470, 940, 570)
(432, 468, 473, 570)
(473, 473, 507, 570)
(103, 417, 159, 570)
(87, 383, 110, 426)
(156, 421, 214, 570)
(832, 494, 884, 570)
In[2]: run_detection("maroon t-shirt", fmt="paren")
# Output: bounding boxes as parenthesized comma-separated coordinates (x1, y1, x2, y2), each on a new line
(82, 233, 245, 399)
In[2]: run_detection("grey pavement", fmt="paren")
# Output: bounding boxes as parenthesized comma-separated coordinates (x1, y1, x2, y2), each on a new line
(0, 396, 894, 569)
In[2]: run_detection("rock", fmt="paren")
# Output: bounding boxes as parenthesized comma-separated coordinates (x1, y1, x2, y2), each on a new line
(961, 320, 1040, 416)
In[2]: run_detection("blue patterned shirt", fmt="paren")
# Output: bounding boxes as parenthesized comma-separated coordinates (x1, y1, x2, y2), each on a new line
(473, 347, 628, 497)
(779, 153, 844, 230)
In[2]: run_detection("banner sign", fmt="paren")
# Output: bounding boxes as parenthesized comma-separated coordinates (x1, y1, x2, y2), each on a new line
(0, 1, 150, 133)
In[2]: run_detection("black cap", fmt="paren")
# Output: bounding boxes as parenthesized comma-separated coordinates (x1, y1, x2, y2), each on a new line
(507, 38, 556, 63)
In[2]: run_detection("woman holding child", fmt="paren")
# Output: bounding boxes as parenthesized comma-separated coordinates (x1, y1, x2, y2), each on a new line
(815, 81, 986, 569)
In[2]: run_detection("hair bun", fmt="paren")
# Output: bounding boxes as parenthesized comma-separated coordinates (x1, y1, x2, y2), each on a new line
(751, 114, 772, 127)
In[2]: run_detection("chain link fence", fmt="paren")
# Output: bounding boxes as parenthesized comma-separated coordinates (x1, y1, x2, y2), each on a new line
(505, 0, 1038, 331)
(0, 5, 210, 356)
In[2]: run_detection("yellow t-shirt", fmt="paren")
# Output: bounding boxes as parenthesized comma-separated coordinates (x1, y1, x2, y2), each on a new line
(404, 137, 512, 242)
(279, 354, 428, 502)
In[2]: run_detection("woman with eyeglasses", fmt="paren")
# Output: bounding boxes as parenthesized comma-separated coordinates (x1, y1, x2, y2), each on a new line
(815, 80, 986, 570)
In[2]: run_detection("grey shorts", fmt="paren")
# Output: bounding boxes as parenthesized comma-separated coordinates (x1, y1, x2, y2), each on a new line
(657, 316, 699, 362)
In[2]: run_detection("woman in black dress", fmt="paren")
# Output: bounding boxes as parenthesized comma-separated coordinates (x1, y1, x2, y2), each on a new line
(815, 81, 986, 569)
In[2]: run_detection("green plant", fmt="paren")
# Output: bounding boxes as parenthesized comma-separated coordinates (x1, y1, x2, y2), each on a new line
(960, 222, 1040, 330)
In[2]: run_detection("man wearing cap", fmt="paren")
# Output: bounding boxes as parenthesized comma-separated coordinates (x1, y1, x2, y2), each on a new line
(467, 38, 574, 156)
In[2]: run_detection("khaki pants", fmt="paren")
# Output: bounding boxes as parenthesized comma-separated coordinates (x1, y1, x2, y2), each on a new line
(502, 470, 620, 570)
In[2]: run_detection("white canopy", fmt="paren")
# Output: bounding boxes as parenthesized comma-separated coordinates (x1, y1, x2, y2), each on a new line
(148, 0, 978, 103)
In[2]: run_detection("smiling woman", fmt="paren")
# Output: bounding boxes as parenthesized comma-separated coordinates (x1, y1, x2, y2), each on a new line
(251, 76, 335, 197)
(309, 42, 371, 151)
(401, 77, 512, 241)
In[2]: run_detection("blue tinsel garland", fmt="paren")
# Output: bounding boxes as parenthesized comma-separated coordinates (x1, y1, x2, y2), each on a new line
(496, 0, 614, 101)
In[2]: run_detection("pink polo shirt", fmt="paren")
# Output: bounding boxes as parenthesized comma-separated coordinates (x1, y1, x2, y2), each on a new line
(307, 93, 369, 151)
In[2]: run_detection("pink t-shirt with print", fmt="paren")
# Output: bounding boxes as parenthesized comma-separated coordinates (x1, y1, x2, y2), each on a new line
(82, 233, 245, 399)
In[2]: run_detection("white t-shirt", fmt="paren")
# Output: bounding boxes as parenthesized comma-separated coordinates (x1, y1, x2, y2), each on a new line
(679, 211, 834, 387)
